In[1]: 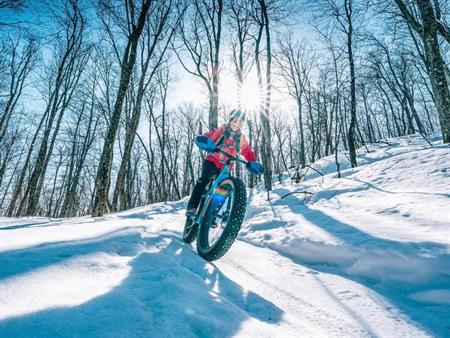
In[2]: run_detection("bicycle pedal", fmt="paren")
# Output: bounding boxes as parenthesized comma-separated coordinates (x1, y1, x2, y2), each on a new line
(186, 210, 196, 219)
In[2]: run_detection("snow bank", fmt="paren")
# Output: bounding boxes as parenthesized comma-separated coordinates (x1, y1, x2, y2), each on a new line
(241, 133, 450, 336)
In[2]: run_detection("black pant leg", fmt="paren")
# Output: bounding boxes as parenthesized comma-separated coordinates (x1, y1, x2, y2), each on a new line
(187, 160, 220, 209)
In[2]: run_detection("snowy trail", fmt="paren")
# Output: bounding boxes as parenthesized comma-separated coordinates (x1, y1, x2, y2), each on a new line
(1, 134, 448, 337)
(0, 209, 431, 338)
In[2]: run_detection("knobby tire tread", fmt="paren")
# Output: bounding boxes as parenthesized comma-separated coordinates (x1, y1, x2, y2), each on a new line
(197, 177, 247, 261)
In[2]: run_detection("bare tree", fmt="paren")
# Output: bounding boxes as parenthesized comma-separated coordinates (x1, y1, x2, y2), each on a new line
(59, 76, 100, 217)
(338, 0, 358, 166)
(178, 103, 201, 196)
(146, 67, 182, 201)
(252, 0, 275, 197)
(14, 0, 88, 216)
(226, 0, 254, 109)
(275, 34, 315, 168)
(173, 0, 223, 130)
(392, 0, 450, 143)
(0, 35, 37, 144)
(1, 0, 447, 218)
(0, 0, 25, 26)
(91, 0, 152, 217)
(112, 0, 182, 211)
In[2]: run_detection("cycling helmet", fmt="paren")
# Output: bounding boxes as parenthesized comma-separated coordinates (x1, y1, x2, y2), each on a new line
(228, 109, 246, 123)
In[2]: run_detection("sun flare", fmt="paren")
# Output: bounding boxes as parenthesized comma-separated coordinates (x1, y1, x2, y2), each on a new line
(240, 79, 263, 112)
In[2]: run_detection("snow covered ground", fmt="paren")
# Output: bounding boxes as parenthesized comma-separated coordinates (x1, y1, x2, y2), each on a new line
(0, 134, 449, 337)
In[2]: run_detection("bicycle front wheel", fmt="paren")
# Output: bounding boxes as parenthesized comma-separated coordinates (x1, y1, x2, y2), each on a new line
(196, 177, 247, 261)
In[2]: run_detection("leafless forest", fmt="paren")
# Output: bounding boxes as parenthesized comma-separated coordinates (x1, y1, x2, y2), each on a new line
(0, 0, 448, 217)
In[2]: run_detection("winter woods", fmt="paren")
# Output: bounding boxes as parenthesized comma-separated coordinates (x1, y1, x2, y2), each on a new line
(0, 0, 448, 217)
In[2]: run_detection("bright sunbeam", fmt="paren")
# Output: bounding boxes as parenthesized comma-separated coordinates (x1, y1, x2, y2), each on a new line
(221, 72, 263, 118)
(240, 79, 263, 114)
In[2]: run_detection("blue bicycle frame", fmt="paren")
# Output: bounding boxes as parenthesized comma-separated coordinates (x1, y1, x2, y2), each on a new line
(191, 135, 263, 227)
(193, 161, 233, 227)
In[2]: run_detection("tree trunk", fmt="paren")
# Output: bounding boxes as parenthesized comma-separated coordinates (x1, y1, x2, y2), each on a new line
(346, 0, 357, 167)
(92, 0, 151, 216)
(256, 0, 273, 196)
(394, 0, 450, 142)
(420, 18, 450, 141)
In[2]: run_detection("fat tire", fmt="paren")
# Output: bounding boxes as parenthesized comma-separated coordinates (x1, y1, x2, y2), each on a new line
(196, 177, 247, 261)
(182, 217, 198, 243)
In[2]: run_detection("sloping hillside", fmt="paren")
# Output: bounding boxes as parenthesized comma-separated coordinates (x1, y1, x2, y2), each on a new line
(1, 134, 448, 337)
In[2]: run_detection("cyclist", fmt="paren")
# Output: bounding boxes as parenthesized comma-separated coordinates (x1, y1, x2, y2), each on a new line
(186, 109, 258, 217)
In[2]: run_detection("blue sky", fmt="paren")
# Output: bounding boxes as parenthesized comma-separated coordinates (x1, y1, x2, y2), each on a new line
(1, 0, 329, 124)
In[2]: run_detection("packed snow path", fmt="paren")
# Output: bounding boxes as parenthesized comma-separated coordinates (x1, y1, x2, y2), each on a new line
(0, 212, 432, 338)
(1, 134, 449, 337)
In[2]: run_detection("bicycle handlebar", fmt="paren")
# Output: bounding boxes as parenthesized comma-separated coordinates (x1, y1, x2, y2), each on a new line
(195, 135, 263, 174)
(196, 136, 263, 175)
(214, 147, 247, 165)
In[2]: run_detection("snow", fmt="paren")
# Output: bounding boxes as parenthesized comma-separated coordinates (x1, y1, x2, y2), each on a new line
(1, 134, 449, 337)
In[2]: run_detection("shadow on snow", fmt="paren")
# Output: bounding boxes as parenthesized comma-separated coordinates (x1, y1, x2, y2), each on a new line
(0, 229, 282, 338)
(245, 187, 450, 337)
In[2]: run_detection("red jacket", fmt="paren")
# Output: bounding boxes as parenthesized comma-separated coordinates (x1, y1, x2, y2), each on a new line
(204, 124, 257, 170)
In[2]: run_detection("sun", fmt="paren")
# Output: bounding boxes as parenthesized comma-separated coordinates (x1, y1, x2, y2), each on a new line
(218, 72, 265, 119)
(240, 78, 263, 113)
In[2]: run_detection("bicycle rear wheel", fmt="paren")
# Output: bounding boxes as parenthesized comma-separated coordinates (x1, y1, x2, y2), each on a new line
(182, 217, 198, 243)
